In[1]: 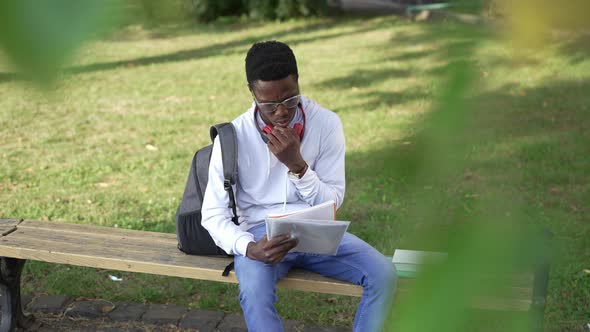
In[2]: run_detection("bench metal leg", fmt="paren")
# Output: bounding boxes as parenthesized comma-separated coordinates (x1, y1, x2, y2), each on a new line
(530, 263, 549, 332)
(0, 258, 34, 332)
(530, 230, 552, 332)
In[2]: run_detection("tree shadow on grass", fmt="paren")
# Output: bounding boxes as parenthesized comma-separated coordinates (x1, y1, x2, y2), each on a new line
(344, 75, 589, 229)
(0, 72, 18, 83)
(314, 22, 486, 113)
(556, 32, 590, 65)
(319, 68, 412, 90)
(317, 21, 589, 117)
(342, 77, 590, 325)
(0, 18, 391, 85)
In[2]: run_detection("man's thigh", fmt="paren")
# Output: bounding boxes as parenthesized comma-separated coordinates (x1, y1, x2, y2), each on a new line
(234, 223, 296, 285)
(295, 232, 391, 285)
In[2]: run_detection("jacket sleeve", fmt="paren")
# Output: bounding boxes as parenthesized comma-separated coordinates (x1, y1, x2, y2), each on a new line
(290, 113, 346, 208)
(201, 136, 254, 256)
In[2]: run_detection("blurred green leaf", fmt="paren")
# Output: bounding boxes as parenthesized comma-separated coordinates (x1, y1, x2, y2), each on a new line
(382, 25, 541, 332)
(0, 0, 116, 84)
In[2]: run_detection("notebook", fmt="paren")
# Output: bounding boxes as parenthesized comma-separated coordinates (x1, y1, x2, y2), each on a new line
(265, 200, 349, 255)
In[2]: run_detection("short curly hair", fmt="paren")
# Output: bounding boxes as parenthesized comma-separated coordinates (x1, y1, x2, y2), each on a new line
(245, 41, 298, 84)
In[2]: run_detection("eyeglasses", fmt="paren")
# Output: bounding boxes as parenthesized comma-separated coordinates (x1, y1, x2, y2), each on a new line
(252, 94, 301, 114)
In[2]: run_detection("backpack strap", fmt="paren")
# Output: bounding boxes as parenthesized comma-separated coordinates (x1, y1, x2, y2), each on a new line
(222, 261, 235, 277)
(210, 123, 239, 226)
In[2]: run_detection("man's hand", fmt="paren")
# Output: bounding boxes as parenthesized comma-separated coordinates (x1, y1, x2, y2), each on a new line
(267, 127, 306, 173)
(246, 234, 298, 263)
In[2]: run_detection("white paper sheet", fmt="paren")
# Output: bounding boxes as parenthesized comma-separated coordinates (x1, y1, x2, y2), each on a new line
(266, 218, 350, 255)
(267, 200, 336, 220)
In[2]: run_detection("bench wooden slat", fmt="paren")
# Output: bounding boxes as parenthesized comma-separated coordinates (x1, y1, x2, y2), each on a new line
(22, 227, 533, 297)
(7, 221, 366, 297)
(2, 232, 224, 266)
(0, 240, 364, 297)
(0, 219, 537, 307)
(19, 219, 178, 242)
(0, 220, 363, 297)
(15, 224, 181, 253)
(471, 297, 532, 311)
(475, 273, 535, 288)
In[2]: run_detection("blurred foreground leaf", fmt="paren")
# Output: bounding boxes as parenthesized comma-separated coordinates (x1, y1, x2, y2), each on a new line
(0, 0, 115, 84)
(383, 22, 543, 331)
(496, 0, 590, 48)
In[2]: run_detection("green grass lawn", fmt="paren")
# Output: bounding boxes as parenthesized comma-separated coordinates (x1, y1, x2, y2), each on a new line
(1, 15, 588, 329)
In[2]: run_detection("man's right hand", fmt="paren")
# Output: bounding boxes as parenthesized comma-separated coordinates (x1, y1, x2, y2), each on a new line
(246, 234, 298, 263)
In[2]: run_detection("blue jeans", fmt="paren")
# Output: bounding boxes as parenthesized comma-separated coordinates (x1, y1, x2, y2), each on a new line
(234, 223, 397, 332)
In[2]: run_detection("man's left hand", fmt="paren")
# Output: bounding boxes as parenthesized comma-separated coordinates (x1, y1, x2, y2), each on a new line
(267, 126, 307, 173)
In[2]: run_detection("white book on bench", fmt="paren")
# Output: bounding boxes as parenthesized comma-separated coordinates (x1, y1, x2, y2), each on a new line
(392, 249, 448, 277)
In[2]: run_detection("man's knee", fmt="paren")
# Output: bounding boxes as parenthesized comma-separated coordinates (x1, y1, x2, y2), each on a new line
(380, 261, 397, 289)
(239, 277, 278, 307)
(235, 258, 278, 303)
(365, 255, 397, 293)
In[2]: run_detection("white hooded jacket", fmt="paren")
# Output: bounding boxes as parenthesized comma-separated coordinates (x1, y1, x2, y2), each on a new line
(201, 96, 345, 256)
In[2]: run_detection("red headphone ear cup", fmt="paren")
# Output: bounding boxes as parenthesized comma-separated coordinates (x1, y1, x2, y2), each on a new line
(263, 125, 273, 134)
(293, 123, 303, 139)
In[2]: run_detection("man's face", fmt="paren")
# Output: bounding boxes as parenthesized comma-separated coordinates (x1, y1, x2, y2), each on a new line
(250, 74, 299, 128)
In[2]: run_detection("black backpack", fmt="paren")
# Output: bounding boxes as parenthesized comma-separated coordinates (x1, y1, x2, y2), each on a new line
(175, 123, 239, 276)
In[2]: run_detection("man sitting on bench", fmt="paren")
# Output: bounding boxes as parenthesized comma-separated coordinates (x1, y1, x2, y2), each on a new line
(201, 40, 396, 332)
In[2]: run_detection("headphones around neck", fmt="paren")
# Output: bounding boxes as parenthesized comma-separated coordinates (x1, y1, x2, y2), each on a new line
(254, 104, 306, 144)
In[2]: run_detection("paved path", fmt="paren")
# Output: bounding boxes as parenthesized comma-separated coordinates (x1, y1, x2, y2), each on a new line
(12, 294, 349, 331)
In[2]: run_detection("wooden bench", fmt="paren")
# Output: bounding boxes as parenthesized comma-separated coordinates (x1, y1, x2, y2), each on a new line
(0, 218, 550, 332)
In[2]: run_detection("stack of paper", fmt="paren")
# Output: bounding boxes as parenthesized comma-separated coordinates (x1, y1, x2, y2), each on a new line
(266, 200, 350, 255)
